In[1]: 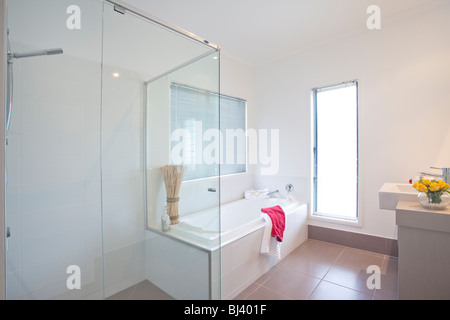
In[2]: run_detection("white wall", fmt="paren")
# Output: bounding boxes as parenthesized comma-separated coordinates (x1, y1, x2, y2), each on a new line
(252, 3, 450, 239)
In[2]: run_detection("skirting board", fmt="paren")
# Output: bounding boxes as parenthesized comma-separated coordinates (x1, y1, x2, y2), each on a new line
(308, 225, 398, 257)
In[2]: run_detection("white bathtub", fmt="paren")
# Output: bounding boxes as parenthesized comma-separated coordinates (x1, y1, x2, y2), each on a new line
(146, 197, 308, 299)
(171, 198, 304, 248)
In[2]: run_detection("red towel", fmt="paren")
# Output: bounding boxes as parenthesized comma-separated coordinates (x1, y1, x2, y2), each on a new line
(261, 205, 285, 242)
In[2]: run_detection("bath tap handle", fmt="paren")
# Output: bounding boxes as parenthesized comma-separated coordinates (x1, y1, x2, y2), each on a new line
(208, 188, 216, 192)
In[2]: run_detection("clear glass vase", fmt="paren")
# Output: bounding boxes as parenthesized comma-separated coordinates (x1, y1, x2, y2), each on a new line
(418, 192, 450, 210)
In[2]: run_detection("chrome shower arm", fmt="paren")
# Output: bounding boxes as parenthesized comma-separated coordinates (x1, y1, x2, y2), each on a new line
(5, 29, 63, 133)
(6, 31, 13, 133)
(11, 48, 64, 59)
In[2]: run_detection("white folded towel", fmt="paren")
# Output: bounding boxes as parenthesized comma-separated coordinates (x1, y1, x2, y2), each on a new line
(245, 189, 269, 200)
(260, 213, 281, 259)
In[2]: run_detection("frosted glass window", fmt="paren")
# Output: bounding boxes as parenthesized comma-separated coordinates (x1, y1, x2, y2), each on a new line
(170, 83, 246, 180)
(313, 81, 359, 221)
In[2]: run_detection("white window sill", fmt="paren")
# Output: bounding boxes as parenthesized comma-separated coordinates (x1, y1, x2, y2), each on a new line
(309, 212, 362, 227)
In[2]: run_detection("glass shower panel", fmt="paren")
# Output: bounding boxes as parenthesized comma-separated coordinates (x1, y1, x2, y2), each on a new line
(145, 52, 221, 299)
(5, 0, 220, 300)
(101, 3, 220, 299)
(5, 0, 103, 299)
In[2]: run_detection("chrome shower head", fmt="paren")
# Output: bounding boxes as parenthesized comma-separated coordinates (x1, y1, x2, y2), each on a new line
(46, 48, 64, 55)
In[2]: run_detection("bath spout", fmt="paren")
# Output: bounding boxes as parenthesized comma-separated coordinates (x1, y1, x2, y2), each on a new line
(266, 190, 279, 196)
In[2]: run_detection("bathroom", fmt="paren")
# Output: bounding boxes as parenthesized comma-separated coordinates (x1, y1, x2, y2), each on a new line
(1, 0, 450, 301)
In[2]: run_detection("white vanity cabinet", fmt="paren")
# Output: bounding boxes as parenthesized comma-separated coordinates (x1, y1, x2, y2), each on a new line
(396, 201, 450, 300)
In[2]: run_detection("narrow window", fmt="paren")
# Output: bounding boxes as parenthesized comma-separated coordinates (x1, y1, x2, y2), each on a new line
(313, 81, 359, 221)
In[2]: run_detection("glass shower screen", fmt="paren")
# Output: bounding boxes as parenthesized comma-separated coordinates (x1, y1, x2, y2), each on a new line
(5, 0, 104, 299)
(5, 0, 220, 300)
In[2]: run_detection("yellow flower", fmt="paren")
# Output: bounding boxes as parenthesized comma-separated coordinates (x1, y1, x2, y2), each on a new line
(437, 180, 449, 191)
(422, 179, 431, 186)
(414, 183, 428, 193)
(429, 182, 440, 192)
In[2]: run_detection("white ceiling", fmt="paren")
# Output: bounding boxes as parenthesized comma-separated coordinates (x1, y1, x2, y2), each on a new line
(122, 0, 441, 66)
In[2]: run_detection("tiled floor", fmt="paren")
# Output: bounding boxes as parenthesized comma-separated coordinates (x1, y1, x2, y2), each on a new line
(107, 239, 398, 300)
(107, 280, 174, 300)
(235, 239, 398, 300)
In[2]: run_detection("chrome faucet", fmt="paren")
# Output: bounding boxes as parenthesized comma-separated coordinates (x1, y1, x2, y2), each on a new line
(420, 167, 450, 184)
(285, 184, 294, 201)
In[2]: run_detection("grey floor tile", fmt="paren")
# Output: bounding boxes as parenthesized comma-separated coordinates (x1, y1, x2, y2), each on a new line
(107, 280, 174, 300)
(309, 280, 372, 300)
(235, 239, 398, 300)
(111, 240, 398, 301)
(245, 285, 293, 300)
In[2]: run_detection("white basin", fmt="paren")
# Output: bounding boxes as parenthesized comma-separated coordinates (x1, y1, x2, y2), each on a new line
(378, 183, 419, 210)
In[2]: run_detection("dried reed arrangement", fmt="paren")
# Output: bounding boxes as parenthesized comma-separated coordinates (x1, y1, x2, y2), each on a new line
(159, 165, 185, 225)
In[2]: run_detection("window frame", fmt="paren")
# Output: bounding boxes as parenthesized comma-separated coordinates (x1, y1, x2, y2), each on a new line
(311, 80, 360, 225)
(169, 82, 247, 181)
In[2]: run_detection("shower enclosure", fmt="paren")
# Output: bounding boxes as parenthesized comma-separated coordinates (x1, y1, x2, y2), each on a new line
(3, 0, 220, 299)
